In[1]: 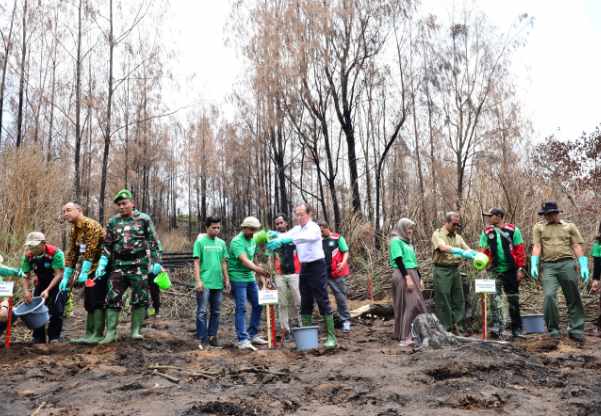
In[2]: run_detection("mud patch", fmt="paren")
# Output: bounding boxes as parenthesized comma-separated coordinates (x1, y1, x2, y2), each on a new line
(180, 401, 262, 416)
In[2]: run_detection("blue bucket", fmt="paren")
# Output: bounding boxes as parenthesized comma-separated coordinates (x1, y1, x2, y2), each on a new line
(13, 296, 50, 329)
(292, 326, 319, 351)
(522, 314, 545, 334)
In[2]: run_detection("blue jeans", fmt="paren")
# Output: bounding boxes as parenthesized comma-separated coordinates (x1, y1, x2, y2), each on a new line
(327, 277, 351, 321)
(195, 289, 223, 342)
(231, 281, 262, 342)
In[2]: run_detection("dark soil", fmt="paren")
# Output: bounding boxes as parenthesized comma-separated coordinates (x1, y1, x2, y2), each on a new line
(2, 298, 601, 416)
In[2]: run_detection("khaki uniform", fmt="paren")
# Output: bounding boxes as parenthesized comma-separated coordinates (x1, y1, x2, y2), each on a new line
(533, 220, 585, 338)
(431, 227, 470, 331)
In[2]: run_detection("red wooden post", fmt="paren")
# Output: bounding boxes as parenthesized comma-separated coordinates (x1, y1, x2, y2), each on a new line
(5, 297, 13, 349)
(269, 305, 276, 348)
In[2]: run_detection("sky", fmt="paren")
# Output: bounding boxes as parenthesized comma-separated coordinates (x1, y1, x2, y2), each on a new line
(161, 0, 601, 141)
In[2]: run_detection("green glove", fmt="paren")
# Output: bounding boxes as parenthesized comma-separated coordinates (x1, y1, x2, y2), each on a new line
(268, 230, 280, 239)
(266, 237, 293, 251)
(95, 255, 109, 279)
(150, 263, 162, 275)
(77, 260, 93, 283)
(579, 256, 590, 284)
(0, 264, 23, 278)
(60, 267, 74, 291)
(530, 256, 539, 280)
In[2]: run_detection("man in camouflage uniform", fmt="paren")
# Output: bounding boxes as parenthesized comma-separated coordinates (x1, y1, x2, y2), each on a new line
(95, 189, 162, 344)
(61, 202, 106, 344)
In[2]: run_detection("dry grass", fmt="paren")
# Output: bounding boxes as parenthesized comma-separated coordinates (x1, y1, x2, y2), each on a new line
(160, 229, 193, 252)
(0, 145, 70, 260)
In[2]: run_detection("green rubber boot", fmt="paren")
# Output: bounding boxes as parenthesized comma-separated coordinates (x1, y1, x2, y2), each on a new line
(87, 309, 106, 344)
(301, 314, 313, 327)
(71, 312, 95, 344)
(99, 309, 120, 344)
(324, 314, 337, 349)
(130, 307, 146, 340)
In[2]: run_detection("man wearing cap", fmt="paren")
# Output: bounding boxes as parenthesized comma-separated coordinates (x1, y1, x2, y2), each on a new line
(20, 232, 66, 343)
(531, 201, 588, 344)
(479, 208, 526, 339)
(95, 189, 162, 343)
(60, 202, 107, 344)
(267, 204, 337, 349)
(431, 212, 477, 333)
(228, 216, 271, 351)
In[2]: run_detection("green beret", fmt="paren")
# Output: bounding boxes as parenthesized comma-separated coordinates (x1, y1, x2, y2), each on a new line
(113, 189, 133, 203)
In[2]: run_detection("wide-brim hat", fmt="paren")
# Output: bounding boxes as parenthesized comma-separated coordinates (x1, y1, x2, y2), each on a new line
(538, 201, 562, 215)
(240, 216, 261, 229)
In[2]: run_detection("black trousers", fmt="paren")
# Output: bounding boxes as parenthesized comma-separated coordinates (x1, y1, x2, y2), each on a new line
(148, 277, 161, 313)
(33, 280, 63, 342)
(299, 259, 332, 316)
(84, 276, 108, 312)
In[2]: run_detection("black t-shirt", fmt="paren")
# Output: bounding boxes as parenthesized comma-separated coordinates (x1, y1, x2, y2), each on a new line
(276, 243, 297, 275)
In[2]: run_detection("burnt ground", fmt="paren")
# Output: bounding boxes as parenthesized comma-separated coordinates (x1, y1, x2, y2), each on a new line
(2, 298, 601, 416)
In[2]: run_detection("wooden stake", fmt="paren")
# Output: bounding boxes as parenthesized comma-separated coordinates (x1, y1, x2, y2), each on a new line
(5, 297, 13, 349)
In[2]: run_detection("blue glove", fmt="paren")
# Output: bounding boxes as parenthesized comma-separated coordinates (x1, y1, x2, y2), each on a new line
(530, 256, 539, 280)
(267, 230, 280, 239)
(266, 237, 293, 251)
(579, 256, 590, 284)
(151, 263, 162, 275)
(60, 267, 74, 291)
(95, 255, 109, 279)
(77, 260, 93, 283)
(449, 248, 477, 260)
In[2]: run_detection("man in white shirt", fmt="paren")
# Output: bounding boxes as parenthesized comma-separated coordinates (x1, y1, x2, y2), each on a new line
(267, 204, 337, 349)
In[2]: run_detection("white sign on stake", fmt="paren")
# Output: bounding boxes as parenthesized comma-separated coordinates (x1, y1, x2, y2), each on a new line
(258, 289, 279, 305)
(0, 281, 15, 297)
(474, 279, 496, 294)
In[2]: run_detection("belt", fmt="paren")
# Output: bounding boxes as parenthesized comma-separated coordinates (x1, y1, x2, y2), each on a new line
(543, 257, 574, 264)
(300, 258, 324, 266)
(433, 263, 459, 268)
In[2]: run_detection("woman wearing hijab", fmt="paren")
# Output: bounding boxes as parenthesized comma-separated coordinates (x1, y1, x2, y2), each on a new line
(389, 218, 427, 347)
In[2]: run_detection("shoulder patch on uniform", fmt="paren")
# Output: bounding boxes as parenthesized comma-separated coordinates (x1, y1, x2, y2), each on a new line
(484, 226, 494, 233)
(504, 223, 515, 231)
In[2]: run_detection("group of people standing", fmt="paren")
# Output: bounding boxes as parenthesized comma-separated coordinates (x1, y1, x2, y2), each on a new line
(389, 201, 594, 347)
(2, 194, 598, 350)
(0, 189, 163, 344)
(192, 203, 352, 351)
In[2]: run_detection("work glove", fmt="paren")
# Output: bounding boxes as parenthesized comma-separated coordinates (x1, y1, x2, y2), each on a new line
(530, 256, 539, 280)
(150, 263, 162, 275)
(578, 256, 590, 284)
(95, 255, 109, 279)
(449, 248, 477, 260)
(59, 267, 74, 292)
(266, 237, 293, 251)
(0, 264, 24, 278)
(77, 260, 93, 283)
(267, 230, 280, 239)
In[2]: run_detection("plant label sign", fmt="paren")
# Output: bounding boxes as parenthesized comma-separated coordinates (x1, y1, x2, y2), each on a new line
(0, 281, 15, 297)
(258, 289, 279, 305)
(474, 279, 496, 294)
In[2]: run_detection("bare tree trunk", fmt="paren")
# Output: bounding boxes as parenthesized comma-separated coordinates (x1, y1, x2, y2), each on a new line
(15, 0, 28, 148)
(73, 0, 83, 199)
(98, 0, 114, 224)
(0, 0, 18, 148)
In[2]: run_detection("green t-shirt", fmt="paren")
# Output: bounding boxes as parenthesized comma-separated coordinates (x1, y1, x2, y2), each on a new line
(20, 249, 65, 273)
(389, 237, 418, 269)
(192, 234, 228, 289)
(338, 235, 349, 252)
(228, 233, 257, 283)
(479, 226, 523, 272)
(592, 241, 601, 257)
